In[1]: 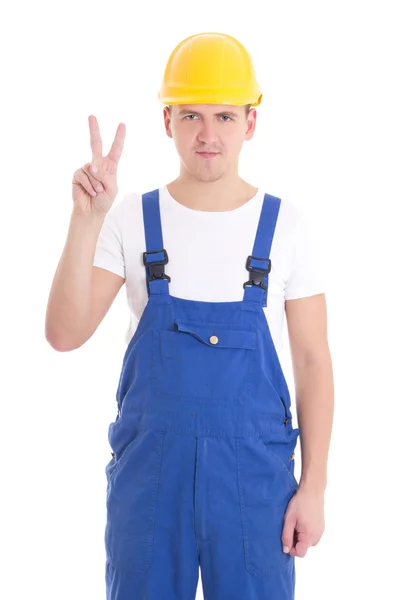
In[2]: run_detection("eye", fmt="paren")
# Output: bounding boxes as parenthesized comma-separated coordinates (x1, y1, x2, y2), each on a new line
(220, 115, 232, 122)
(184, 114, 198, 120)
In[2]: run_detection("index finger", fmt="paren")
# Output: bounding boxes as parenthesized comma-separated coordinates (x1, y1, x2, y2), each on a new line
(107, 122, 126, 164)
(88, 115, 103, 161)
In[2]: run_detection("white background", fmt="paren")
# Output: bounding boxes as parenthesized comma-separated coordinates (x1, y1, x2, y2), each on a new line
(1, 1, 399, 598)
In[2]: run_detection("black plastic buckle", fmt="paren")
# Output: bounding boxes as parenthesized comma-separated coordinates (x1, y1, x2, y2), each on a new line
(243, 255, 271, 290)
(143, 249, 171, 282)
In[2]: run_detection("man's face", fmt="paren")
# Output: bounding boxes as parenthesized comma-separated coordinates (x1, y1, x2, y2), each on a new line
(164, 104, 257, 182)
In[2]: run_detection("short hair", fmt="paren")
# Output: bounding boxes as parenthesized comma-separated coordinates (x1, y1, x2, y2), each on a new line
(244, 104, 251, 116)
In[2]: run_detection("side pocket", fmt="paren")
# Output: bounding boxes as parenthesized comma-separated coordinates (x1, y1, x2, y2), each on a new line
(105, 429, 165, 573)
(236, 437, 297, 578)
(279, 395, 290, 425)
(105, 429, 141, 488)
(257, 438, 299, 492)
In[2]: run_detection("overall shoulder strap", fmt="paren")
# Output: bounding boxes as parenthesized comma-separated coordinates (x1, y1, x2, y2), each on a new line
(243, 193, 281, 307)
(142, 189, 170, 297)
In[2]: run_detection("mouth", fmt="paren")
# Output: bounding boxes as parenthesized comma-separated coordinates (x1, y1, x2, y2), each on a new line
(196, 151, 220, 159)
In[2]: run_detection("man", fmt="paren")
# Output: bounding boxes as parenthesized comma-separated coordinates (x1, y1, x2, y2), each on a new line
(46, 32, 334, 600)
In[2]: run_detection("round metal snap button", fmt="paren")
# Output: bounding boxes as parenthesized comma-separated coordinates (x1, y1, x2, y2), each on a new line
(209, 335, 219, 344)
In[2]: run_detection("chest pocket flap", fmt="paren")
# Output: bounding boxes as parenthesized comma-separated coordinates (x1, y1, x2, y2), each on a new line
(174, 319, 256, 350)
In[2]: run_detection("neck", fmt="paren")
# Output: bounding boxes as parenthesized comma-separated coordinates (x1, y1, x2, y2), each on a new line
(166, 172, 258, 212)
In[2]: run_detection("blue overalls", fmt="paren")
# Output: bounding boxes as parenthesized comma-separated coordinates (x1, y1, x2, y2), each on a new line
(104, 189, 300, 599)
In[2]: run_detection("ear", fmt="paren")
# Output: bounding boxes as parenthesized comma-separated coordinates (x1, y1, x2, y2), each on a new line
(163, 106, 173, 139)
(244, 109, 257, 141)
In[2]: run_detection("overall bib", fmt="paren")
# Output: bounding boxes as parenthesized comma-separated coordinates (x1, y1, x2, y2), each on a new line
(104, 189, 300, 600)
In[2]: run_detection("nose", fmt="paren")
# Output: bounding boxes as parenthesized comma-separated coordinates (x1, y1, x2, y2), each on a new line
(197, 119, 219, 146)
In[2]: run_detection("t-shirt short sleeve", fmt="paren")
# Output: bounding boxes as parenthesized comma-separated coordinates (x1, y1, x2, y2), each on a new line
(284, 210, 325, 300)
(93, 195, 126, 279)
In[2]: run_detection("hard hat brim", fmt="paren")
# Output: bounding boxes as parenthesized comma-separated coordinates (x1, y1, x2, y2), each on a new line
(158, 90, 262, 107)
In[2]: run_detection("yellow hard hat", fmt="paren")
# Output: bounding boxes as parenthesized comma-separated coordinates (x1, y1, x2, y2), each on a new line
(158, 32, 262, 107)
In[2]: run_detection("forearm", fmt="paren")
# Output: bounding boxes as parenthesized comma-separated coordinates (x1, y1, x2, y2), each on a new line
(45, 209, 105, 350)
(294, 351, 334, 494)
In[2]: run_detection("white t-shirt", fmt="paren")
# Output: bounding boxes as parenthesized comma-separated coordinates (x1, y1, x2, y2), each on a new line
(93, 186, 325, 354)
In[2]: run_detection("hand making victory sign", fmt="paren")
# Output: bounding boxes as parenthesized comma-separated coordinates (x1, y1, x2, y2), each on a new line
(72, 115, 126, 216)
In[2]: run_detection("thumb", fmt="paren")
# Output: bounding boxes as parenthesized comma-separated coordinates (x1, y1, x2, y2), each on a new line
(87, 161, 117, 199)
(281, 514, 296, 554)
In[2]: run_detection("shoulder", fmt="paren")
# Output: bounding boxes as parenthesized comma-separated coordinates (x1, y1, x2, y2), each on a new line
(275, 195, 319, 240)
(266, 194, 304, 244)
(105, 190, 143, 225)
(264, 194, 323, 267)
(277, 196, 303, 226)
(114, 190, 143, 213)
